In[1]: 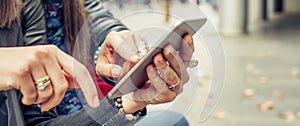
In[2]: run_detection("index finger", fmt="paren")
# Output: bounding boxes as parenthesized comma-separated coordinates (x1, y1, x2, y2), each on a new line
(105, 31, 141, 63)
(56, 49, 99, 108)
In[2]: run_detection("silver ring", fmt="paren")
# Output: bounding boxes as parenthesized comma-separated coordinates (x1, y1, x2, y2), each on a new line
(168, 83, 180, 91)
(185, 60, 199, 68)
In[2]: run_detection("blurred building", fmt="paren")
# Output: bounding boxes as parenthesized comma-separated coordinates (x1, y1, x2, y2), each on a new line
(218, 0, 300, 35)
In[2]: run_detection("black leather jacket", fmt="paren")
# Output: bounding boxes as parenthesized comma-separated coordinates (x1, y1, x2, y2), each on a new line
(0, 0, 139, 126)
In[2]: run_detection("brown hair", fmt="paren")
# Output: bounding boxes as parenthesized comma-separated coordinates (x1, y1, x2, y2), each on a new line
(62, 0, 87, 53)
(0, 0, 23, 28)
(0, 0, 87, 54)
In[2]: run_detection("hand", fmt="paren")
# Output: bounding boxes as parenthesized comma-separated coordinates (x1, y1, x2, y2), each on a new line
(0, 45, 99, 111)
(95, 30, 149, 78)
(122, 34, 195, 113)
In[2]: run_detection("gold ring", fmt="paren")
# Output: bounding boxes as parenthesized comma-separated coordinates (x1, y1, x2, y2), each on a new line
(35, 76, 51, 91)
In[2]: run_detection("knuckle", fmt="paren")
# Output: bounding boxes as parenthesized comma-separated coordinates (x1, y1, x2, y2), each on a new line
(46, 44, 58, 51)
(26, 93, 37, 102)
(32, 46, 54, 59)
(107, 31, 117, 39)
(5, 78, 17, 89)
(14, 65, 30, 78)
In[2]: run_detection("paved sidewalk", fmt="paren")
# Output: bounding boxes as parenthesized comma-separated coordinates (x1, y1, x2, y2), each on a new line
(104, 1, 300, 125)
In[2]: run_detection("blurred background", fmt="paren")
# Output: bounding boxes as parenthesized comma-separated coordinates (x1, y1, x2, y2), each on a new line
(102, 0, 300, 125)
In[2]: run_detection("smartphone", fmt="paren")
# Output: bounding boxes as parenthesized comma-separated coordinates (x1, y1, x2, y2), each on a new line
(108, 18, 207, 99)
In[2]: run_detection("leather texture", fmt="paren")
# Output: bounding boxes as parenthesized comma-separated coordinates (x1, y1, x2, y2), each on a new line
(0, 0, 140, 126)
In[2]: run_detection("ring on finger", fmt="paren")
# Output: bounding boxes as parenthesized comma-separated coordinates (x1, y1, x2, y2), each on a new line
(34, 76, 51, 91)
(184, 60, 198, 68)
(168, 82, 180, 91)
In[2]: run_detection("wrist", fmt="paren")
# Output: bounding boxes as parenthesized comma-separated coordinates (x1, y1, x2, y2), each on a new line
(121, 95, 147, 114)
(111, 96, 147, 121)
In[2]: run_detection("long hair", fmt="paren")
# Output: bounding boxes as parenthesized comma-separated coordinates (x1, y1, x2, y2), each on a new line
(0, 0, 87, 54)
(0, 0, 23, 28)
(62, 0, 87, 53)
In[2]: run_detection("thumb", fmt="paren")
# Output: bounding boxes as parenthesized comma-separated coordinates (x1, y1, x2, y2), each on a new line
(96, 61, 123, 78)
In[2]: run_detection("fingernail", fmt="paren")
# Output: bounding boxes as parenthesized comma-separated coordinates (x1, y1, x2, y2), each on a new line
(186, 37, 193, 44)
(159, 57, 164, 64)
(112, 67, 122, 77)
(93, 96, 100, 107)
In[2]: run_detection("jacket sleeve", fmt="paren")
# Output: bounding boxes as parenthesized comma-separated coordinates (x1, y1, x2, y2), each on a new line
(21, 1, 143, 125)
(21, 0, 47, 46)
(23, 97, 142, 126)
(83, 0, 128, 56)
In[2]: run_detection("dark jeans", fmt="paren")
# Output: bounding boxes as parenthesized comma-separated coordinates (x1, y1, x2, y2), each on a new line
(58, 89, 189, 126)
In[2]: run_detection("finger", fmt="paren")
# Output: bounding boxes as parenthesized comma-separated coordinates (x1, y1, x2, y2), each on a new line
(146, 64, 165, 90)
(30, 63, 53, 104)
(122, 32, 139, 55)
(96, 61, 123, 78)
(106, 31, 141, 63)
(179, 34, 194, 62)
(163, 44, 190, 84)
(56, 48, 99, 108)
(153, 54, 180, 86)
(20, 75, 37, 105)
(114, 53, 126, 67)
(63, 71, 77, 88)
(118, 30, 131, 37)
(146, 64, 178, 101)
(133, 35, 149, 57)
(122, 61, 135, 75)
(40, 56, 68, 111)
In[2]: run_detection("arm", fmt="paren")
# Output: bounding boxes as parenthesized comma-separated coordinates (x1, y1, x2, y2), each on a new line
(23, 97, 141, 126)
(18, 0, 140, 125)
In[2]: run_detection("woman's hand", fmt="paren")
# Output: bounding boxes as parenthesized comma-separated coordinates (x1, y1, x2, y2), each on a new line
(95, 30, 194, 113)
(121, 35, 194, 113)
(95, 30, 149, 78)
(0, 45, 99, 111)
